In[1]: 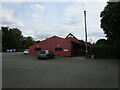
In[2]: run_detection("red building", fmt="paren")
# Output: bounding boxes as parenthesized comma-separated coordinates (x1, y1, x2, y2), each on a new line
(29, 33, 92, 56)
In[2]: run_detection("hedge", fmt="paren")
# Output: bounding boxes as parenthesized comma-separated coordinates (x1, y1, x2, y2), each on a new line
(90, 44, 120, 59)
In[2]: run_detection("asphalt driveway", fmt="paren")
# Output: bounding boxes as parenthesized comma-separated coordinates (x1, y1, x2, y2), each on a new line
(2, 52, 118, 88)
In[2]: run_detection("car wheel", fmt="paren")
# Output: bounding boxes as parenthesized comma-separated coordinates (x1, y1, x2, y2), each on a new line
(52, 56, 55, 59)
(38, 57, 40, 59)
(46, 56, 48, 60)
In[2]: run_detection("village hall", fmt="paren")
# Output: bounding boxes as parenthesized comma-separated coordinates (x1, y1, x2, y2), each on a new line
(29, 33, 92, 56)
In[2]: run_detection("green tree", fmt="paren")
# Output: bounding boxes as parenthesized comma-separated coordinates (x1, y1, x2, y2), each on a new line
(22, 36, 35, 49)
(96, 39, 107, 45)
(2, 27, 10, 51)
(2, 27, 23, 51)
(79, 39, 85, 44)
(35, 40, 41, 43)
(9, 28, 23, 49)
(100, 2, 120, 45)
(2, 26, 36, 52)
(0, 29, 1, 43)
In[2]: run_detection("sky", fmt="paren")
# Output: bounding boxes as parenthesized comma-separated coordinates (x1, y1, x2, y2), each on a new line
(0, 0, 109, 43)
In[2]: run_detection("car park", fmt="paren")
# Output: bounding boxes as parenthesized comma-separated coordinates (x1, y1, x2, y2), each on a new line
(38, 50, 55, 60)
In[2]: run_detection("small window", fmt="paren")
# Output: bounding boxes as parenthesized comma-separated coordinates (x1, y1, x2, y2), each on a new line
(39, 50, 46, 54)
(67, 35, 74, 38)
(35, 48, 41, 51)
(55, 48, 62, 51)
(49, 51, 54, 54)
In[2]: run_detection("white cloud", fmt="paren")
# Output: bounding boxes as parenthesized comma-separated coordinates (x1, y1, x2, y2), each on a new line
(1, 0, 109, 2)
(87, 26, 106, 42)
(83, 2, 107, 25)
(24, 3, 106, 43)
(1, 16, 24, 27)
(29, 4, 45, 20)
(23, 29, 35, 37)
(0, 8, 24, 28)
(59, 4, 86, 40)
(30, 4, 45, 14)
(75, 0, 109, 2)
(1, 2, 107, 43)
(20, 4, 45, 23)
(64, 5, 82, 17)
(62, 4, 83, 26)
(59, 2, 106, 43)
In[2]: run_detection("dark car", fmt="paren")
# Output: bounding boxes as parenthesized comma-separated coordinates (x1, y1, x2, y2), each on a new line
(38, 50, 55, 60)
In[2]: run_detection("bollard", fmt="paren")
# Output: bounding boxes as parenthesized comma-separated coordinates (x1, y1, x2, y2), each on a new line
(91, 55, 94, 59)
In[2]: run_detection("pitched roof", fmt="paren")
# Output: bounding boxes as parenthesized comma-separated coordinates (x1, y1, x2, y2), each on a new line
(65, 33, 77, 39)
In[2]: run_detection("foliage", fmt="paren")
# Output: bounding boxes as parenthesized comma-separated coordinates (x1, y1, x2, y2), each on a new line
(0, 29, 1, 43)
(91, 2, 120, 59)
(90, 38, 120, 59)
(90, 44, 120, 59)
(35, 40, 41, 43)
(22, 36, 36, 49)
(79, 39, 85, 44)
(1, 26, 35, 52)
(2, 27, 23, 51)
(96, 39, 107, 45)
(100, 2, 120, 45)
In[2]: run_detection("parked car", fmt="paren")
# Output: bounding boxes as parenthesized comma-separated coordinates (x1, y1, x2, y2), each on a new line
(24, 49, 29, 55)
(38, 50, 55, 60)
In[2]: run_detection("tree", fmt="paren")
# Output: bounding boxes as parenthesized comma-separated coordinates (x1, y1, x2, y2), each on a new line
(2, 27, 10, 51)
(0, 29, 1, 43)
(9, 28, 23, 49)
(100, 2, 120, 45)
(2, 26, 36, 51)
(96, 39, 107, 45)
(79, 39, 85, 44)
(22, 36, 35, 49)
(2, 27, 23, 51)
(36, 40, 41, 43)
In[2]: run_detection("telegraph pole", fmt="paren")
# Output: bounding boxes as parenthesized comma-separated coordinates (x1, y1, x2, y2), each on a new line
(84, 10, 88, 57)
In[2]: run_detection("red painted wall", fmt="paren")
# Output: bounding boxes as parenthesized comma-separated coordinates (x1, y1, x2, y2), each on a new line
(29, 35, 91, 56)
(29, 36, 72, 56)
(65, 38, 80, 44)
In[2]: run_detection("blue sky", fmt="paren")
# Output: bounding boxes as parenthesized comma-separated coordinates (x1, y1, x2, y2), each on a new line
(1, 0, 109, 43)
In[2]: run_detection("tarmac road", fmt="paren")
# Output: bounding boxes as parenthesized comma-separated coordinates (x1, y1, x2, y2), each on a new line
(2, 52, 118, 88)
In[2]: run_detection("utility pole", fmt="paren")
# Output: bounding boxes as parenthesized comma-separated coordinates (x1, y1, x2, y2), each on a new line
(84, 10, 88, 57)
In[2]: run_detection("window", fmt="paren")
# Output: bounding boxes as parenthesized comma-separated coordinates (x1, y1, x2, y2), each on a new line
(55, 48, 62, 51)
(35, 48, 41, 51)
(39, 50, 46, 54)
(66, 33, 75, 38)
(67, 35, 74, 38)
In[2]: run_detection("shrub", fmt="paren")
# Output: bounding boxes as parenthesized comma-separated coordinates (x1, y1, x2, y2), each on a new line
(90, 44, 120, 59)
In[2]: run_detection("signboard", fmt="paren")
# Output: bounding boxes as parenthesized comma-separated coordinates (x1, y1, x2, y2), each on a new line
(37, 45, 39, 47)
(64, 49, 68, 51)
